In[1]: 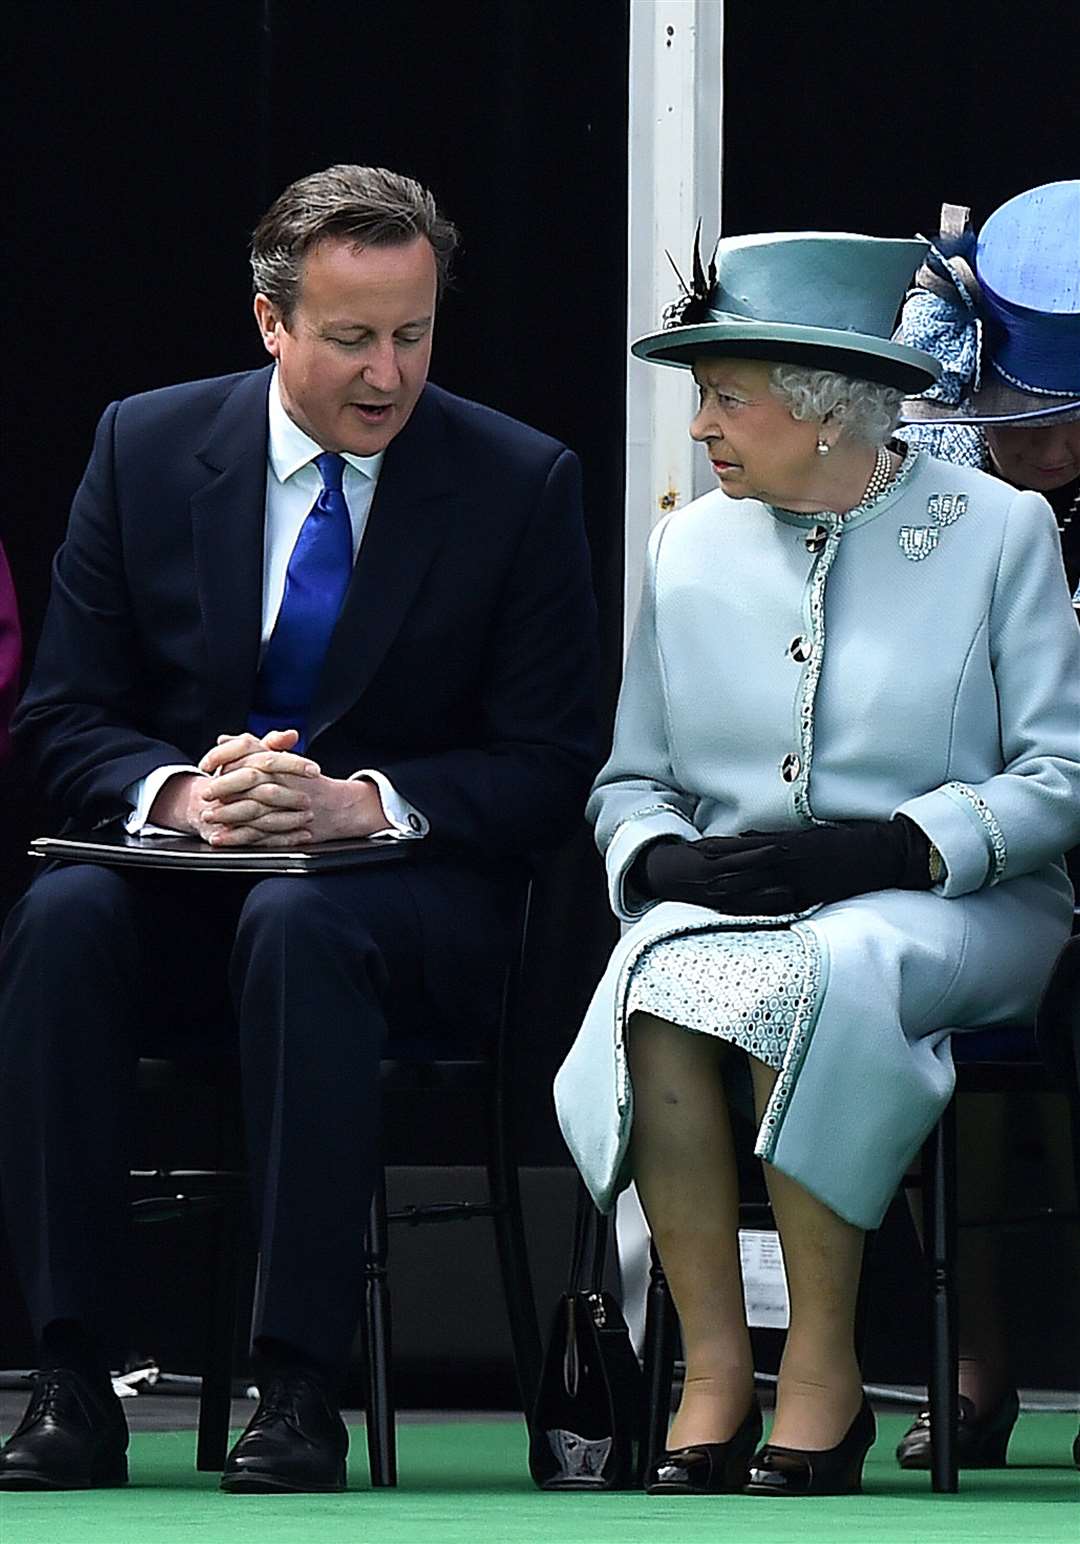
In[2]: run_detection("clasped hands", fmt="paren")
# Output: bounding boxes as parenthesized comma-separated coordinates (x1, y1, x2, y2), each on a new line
(633, 817, 931, 915)
(148, 728, 388, 848)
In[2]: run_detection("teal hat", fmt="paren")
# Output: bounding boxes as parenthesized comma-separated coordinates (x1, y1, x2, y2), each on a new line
(632, 231, 940, 393)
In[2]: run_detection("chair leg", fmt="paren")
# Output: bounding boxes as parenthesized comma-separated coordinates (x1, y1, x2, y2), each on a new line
(363, 1168, 397, 1487)
(487, 1112, 542, 1417)
(196, 1204, 241, 1472)
(1067, 1040, 1080, 1210)
(641, 1242, 678, 1482)
(923, 1100, 959, 1493)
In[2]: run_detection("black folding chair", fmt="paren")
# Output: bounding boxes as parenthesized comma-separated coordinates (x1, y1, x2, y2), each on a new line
(919, 936, 1080, 1491)
(134, 881, 542, 1484)
(361, 881, 543, 1486)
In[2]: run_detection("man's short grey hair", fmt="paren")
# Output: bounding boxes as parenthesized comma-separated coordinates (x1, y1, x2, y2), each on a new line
(251, 164, 460, 323)
(767, 364, 903, 445)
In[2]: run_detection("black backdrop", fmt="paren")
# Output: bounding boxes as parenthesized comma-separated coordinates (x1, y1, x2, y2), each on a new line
(723, 0, 1080, 239)
(3, 0, 1078, 1386)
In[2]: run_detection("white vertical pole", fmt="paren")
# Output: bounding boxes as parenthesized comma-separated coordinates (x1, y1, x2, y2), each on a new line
(618, 0, 724, 1353)
(625, 0, 724, 649)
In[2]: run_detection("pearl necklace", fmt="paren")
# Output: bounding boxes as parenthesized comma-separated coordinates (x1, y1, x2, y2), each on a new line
(861, 444, 893, 506)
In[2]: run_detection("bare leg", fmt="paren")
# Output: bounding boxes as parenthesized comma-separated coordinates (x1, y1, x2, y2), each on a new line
(750, 1059, 865, 1450)
(629, 1011, 754, 1448)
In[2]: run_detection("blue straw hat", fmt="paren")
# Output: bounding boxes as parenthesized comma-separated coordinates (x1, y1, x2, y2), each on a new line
(899, 181, 1080, 428)
(632, 231, 940, 393)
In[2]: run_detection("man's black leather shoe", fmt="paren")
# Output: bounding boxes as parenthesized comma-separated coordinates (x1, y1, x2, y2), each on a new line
(220, 1370, 348, 1493)
(0, 1368, 128, 1490)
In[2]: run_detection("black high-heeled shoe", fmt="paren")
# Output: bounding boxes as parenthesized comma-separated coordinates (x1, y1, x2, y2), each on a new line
(645, 1402, 763, 1494)
(743, 1398, 876, 1496)
(895, 1389, 1019, 1470)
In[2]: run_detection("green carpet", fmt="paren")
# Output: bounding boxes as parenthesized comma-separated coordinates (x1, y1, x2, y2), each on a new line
(1, 1414, 1076, 1544)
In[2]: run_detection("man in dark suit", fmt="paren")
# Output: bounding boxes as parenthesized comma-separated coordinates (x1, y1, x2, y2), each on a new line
(0, 164, 599, 1493)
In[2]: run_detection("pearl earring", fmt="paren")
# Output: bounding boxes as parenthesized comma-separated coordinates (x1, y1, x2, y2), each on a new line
(816, 438, 830, 457)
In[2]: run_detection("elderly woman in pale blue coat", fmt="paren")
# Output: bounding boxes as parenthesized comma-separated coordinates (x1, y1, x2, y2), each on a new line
(554, 231, 1080, 1498)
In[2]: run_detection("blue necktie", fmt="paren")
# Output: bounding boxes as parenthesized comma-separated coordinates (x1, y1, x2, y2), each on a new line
(249, 452, 354, 750)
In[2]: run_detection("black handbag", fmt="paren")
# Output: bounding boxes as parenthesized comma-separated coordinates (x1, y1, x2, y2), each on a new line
(528, 1183, 646, 1490)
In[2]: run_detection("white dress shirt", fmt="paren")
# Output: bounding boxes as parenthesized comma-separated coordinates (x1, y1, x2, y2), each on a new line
(125, 367, 429, 839)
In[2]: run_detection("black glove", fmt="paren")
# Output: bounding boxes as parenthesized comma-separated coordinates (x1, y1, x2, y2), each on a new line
(632, 817, 931, 915)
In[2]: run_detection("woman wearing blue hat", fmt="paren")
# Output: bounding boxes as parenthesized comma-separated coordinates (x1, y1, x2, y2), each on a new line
(554, 227, 1080, 1496)
(895, 181, 1080, 1472)
(899, 181, 1080, 596)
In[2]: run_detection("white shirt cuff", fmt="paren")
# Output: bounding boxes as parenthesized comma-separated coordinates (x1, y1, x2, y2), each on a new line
(124, 765, 205, 835)
(349, 769, 429, 839)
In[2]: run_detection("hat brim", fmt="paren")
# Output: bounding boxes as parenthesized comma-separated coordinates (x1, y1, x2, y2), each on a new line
(631, 318, 941, 394)
(901, 378, 1080, 429)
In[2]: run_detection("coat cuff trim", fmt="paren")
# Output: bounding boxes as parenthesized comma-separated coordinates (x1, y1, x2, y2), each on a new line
(893, 786, 994, 895)
(944, 780, 1007, 884)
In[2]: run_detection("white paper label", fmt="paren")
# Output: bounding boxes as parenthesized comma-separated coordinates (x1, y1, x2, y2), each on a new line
(739, 1228, 790, 1329)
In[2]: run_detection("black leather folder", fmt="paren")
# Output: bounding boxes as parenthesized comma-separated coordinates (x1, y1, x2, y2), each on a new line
(29, 824, 412, 876)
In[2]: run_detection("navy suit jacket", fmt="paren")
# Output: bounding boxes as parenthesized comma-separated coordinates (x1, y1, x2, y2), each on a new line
(16, 366, 601, 867)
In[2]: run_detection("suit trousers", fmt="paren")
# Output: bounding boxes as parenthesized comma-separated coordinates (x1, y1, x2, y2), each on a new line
(0, 855, 511, 1370)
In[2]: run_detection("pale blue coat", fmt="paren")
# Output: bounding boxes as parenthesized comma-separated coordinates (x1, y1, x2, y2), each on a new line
(554, 450, 1080, 1230)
